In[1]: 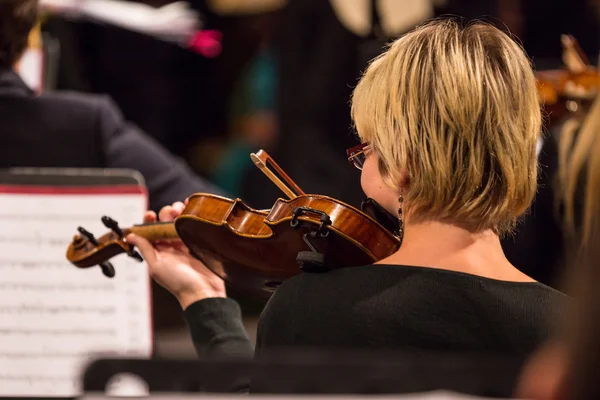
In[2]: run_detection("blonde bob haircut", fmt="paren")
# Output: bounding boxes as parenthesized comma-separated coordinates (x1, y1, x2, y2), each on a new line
(559, 96, 600, 244)
(351, 19, 542, 235)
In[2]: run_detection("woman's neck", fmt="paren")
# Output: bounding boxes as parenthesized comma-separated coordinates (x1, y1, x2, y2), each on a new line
(380, 221, 535, 282)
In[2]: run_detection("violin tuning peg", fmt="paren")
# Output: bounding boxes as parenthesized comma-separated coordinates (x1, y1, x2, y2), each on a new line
(100, 262, 116, 278)
(77, 226, 98, 246)
(102, 216, 123, 237)
(127, 250, 143, 263)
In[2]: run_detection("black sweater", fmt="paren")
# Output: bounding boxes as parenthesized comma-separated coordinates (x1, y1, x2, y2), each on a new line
(184, 264, 564, 362)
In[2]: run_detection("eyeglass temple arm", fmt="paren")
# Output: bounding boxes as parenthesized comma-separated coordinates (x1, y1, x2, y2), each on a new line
(250, 150, 306, 200)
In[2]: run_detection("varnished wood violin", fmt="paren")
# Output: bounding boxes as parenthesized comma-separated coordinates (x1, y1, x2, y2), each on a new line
(66, 150, 401, 299)
(536, 35, 599, 127)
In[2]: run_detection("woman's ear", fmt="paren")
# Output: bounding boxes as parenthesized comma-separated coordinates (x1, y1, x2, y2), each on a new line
(378, 154, 410, 191)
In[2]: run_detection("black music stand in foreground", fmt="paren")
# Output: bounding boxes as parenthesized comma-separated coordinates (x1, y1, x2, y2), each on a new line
(80, 350, 526, 398)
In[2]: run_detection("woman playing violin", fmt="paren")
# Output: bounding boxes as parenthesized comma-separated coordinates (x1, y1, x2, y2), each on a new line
(128, 19, 563, 363)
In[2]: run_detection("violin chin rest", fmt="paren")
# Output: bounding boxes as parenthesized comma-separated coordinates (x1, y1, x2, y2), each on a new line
(296, 251, 330, 273)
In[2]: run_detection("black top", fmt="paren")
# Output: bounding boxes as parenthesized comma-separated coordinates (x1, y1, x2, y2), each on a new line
(0, 69, 226, 211)
(184, 264, 564, 363)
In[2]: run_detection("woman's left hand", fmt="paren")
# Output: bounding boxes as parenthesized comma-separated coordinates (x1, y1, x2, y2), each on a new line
(127, 201, 227, 309)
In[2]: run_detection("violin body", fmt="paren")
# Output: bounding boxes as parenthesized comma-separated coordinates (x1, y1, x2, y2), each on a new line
(537, 68, 599, 126)
(535, 36, 599, 127)
(175, 194, 400, 299)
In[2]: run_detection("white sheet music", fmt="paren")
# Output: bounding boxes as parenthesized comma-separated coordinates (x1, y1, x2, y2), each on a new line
(16, 48, 44, 93)
(0, 190, 152, 397)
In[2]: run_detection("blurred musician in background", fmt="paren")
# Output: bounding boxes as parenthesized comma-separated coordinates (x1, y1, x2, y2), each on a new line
(440, 0, 599, 68)
(518, 97, 600, 400)
(516, 0, 598, 69)
(241, 0, 441, 209)
(129, 19, 564, 380)
(1, 0, 229, 335)
(0, 0, 226, 212)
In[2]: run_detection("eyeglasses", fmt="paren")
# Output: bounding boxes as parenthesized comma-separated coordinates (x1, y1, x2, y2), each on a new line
(346, 143, 369, 170)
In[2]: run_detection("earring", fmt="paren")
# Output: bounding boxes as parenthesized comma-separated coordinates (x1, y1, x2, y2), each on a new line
(397, 192, 404, 243)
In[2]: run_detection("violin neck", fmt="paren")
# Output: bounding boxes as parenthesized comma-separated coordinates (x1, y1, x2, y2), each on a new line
(127, 222, 179, 241)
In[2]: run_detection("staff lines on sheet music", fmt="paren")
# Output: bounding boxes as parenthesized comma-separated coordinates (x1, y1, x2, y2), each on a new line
(0, 349, 113, 361)
(0, 261, 68, 268)
(0, 305, 116, 316)
(0, 192, 152, 397)
(0, 282, 115, 292)
(0, 352, 82, 359)
(0, 260, 144, 269)
(0, 262, 144, 276)
(0, 235, 71, 247)
(0, 327, 117, 336)
(0, 374, 72, 383)
(0, 214, 139, 224)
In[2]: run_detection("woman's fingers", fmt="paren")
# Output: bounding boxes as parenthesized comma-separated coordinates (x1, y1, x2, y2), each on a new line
(143, 210, 157, 224)
(158, 201, 186, 222)
(158, 205, 174, 222)
(173, 201, 185, 214)
(126, 234, 157, 265)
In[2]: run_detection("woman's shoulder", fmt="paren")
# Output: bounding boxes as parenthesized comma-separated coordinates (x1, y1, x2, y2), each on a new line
(274, 264, 566, 305)
(283, 263, 561, 286)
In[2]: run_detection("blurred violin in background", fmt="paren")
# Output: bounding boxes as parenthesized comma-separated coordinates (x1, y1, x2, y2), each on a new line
(536, 35, 599, 127)
(66, 150, 401, 299)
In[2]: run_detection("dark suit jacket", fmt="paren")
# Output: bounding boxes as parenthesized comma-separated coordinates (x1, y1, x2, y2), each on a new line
(0, 68, 226, 211)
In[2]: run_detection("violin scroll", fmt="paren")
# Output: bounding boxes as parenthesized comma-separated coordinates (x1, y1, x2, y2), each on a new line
(67, 217, 178, 277)
(71, 226, 115, 277)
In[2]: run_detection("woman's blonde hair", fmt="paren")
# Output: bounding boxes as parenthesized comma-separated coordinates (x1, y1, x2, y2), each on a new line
(553, 97, 600, 399)
(559, 96, 600, 243)
(351, 19, 542, 235)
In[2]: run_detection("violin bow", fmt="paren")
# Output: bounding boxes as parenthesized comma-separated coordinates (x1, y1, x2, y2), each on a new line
(561, 35, 590, 74)
(250, 150, 306, 199)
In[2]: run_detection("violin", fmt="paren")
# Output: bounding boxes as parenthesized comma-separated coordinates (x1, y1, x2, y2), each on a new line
(66, 150, 401, 299)
(536, 35, 599, 126)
